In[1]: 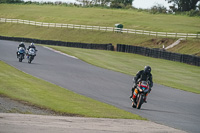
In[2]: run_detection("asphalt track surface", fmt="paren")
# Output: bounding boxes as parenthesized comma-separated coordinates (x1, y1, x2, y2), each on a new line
(0, 40, 200, 133)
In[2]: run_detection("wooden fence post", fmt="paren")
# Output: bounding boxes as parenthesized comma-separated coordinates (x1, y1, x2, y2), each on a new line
(186, 33, 188, 40)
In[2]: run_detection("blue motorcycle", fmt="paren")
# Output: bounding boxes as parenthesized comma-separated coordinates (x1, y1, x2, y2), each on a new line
(17, 47, 26, 62)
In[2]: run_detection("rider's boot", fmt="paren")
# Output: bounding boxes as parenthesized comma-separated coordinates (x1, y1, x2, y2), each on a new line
(144, 97, 147, 103)
(16, 52, 19, 58)
(132, 97, 137, 107)
(129, 87, 135, 99)
(144, 93, 149, 103)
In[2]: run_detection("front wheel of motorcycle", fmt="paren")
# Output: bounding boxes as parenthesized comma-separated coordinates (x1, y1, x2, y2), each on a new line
(28, 58, 31, 64)
(136, 95, 143, 109)
(19, 54, 22, 62)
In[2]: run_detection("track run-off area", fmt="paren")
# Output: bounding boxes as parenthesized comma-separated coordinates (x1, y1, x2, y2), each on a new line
(0, 40, 200, 133)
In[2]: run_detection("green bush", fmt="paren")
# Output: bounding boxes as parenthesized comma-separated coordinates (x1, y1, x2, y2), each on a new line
(186, 9, 200, 17)
(149, 4, 167, 14)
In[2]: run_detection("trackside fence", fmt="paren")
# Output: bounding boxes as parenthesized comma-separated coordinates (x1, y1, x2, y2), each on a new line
(0, 18, 200, 39)
(0, 36, 199, 66)
(117, 44, 200, 66)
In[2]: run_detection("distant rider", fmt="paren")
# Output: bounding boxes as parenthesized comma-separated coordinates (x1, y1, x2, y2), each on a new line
(27, 43, 37, 58)
(16, 42, 26, 58)
(130, 66, 153, 105)
(27, 43, 36, 51)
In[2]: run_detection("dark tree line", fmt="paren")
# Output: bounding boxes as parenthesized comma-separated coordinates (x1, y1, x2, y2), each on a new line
(0, 0, 23, 3)
(166, 0, 200, 12)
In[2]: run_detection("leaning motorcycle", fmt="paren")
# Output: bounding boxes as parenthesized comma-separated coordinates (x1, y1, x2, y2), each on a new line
(17, 47, 26, 62)
(27, 48, 37, 64)
(131, 81, 150, 109)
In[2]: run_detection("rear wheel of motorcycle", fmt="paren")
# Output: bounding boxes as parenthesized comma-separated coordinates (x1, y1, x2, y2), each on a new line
(136, 95, 143, 109)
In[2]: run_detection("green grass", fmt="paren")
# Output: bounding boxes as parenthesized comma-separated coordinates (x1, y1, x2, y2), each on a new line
(0, 4, 200, 33)
(47, 46, 200, 94)
(1, 22, 200, 55)
(169, 39, 200, 56)
(0, 4, 200, 55)
(0, 23, 159, 46)
(0, 60, 144, 119)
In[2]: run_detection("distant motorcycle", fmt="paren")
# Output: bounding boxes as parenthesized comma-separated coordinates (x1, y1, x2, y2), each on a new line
(17, 47, 26, 62)
(27, 48, 37, 63)
(131, 81, 150, 109)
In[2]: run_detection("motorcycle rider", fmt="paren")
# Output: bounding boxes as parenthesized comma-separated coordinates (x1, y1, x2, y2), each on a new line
(16, 42, 26, 58)
(130, 66, 153, 105)
(27, 42, 36, 51)
(27, 43, 37, 58)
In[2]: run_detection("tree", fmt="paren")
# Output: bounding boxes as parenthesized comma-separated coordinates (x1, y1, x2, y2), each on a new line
(0, 0, 23, 3)
(110, 0, 134, 8)
(150, 4, 167, 14)
(166, 0, 200, 12)
(76, 0, 110, 6)
(93, 0, 110, 6)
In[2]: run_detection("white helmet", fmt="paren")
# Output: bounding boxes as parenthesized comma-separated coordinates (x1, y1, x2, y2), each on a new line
(20, 42, 24, 45)
(30, 43, 34, 46)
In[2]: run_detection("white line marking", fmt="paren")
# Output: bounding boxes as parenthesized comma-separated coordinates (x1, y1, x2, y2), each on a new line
(43, 46, 78, 59)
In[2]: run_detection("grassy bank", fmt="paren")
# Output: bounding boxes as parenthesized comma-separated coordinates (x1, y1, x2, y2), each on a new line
(0, 61, 144, 119)
(1, 23, 200, 56)
(0, 4, 200, 55)
(0, 4, 200, 33)
(47, 46, 200, 94)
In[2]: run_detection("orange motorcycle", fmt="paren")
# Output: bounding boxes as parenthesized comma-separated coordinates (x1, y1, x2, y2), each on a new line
(131, 81, 150, 109)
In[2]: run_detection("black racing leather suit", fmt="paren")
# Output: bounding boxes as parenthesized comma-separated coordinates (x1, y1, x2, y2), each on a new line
(18, 43, 26, 50)
(132, 70, 153, 92)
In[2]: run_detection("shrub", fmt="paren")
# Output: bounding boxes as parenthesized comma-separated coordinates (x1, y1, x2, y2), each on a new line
(149, 4, 167, 14)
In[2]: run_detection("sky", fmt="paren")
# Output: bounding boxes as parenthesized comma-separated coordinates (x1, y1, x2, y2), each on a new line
(24, 0, 172, 9)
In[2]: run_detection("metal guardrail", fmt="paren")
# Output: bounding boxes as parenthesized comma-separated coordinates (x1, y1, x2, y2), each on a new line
(1, 18, 199, 38)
